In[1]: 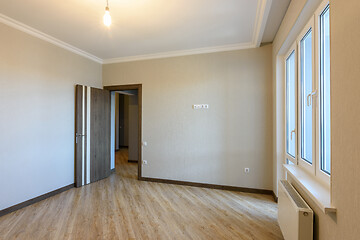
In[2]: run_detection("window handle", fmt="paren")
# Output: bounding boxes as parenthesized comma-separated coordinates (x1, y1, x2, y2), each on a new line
(307, 90, 317, 106)
(291, 129, 296, 140)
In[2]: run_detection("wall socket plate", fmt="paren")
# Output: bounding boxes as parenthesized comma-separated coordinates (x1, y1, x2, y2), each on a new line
(244, 168, 250, 173)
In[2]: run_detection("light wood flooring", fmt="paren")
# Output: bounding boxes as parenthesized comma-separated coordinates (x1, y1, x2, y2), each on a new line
(0, 149, 283, 240)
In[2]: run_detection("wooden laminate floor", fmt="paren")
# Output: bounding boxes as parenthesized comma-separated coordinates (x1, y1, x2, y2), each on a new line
(0, 149, 283, 240)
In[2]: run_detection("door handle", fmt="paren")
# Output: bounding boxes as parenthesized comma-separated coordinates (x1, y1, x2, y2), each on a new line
(76, 133, 86, 143)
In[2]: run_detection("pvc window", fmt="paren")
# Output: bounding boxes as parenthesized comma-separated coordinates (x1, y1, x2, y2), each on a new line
(284, 0, 331, 185)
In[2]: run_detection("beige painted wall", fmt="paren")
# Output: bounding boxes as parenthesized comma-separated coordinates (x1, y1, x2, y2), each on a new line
(118, 94, 130, 147)
(115, 93, 120, 150)
(273, 0, 360, 239)
(103, 45, 273, 190)
(0, 22, 102, 210)
(128, 95, 139, 161)
(329, 0, 360, 238)
(123, 95, 130, 147)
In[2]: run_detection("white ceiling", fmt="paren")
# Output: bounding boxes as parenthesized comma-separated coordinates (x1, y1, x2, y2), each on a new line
(0, 0, 290, 63)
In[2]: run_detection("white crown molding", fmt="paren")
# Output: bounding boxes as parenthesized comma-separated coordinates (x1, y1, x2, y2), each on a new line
(252, 0, 272, 47)
(103, 42, 255, 64)
(0, 0, 272, 65)
(103, 0, 271, 64)
(0, 13, 103, 64)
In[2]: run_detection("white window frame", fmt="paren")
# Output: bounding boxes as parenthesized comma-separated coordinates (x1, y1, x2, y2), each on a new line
(284, 0, 330, 186)
(315, 0, 331, 184)
(297, 17, 316, 176)
(284, 43, 298, 166)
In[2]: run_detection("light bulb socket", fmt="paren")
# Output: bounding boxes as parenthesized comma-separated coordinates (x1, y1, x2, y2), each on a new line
(105, 6, 109, 11)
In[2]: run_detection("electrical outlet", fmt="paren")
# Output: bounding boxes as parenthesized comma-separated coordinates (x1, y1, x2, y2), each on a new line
(244, 168, 250, 173)
(143, 160, 148, 165)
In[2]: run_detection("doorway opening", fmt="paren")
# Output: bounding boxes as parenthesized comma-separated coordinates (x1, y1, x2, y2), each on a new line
(106, 85, 142, 180)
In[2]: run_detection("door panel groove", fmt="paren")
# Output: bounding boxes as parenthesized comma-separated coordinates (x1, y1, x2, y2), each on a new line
(75, 85, 111, 187)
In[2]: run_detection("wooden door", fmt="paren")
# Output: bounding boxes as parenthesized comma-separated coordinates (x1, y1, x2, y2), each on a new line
(75, 85, 111, 187)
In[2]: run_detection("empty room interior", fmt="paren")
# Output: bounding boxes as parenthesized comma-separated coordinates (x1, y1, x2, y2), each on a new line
(0, 0, 359, 239)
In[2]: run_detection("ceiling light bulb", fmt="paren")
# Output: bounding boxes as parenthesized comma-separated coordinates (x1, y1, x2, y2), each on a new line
(103, 7, 111, 27)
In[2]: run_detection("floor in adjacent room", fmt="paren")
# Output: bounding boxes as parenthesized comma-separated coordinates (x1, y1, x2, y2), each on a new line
(0, 149, 283, 240)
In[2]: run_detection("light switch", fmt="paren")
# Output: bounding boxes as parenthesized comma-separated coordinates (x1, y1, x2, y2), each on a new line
(193, 104, 209, 110)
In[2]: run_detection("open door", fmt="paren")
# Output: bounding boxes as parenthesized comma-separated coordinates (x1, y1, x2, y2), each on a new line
(75, 85, 111, 187)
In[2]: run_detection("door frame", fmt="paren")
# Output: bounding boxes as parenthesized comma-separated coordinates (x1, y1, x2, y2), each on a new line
(104, 84, 142, 180)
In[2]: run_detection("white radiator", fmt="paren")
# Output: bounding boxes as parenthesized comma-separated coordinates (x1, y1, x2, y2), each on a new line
(278, 180, 313, 240)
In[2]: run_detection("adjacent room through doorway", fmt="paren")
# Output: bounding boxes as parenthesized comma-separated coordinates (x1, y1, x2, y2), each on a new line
(108, 85, 142, 179)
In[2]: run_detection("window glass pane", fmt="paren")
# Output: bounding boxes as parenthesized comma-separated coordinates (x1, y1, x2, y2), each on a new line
(286, 159, 295, 165)
(286, 51, 296, 158)
(300, 29, 313, 164)
(320, 6, 331, 174)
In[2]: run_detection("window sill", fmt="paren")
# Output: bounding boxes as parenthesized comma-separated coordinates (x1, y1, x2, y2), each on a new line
(283, 164, 336, 214)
